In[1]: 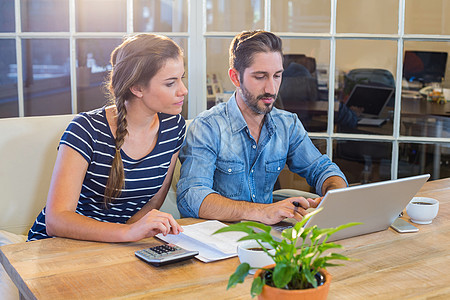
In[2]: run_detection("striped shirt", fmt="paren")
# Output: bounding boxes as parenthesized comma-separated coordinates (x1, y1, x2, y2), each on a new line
(27, 107, 186, 241)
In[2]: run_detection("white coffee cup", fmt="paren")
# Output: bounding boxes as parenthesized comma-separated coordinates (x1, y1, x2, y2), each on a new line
(406, 197, 439, 225)
(237, 240, 275, 274)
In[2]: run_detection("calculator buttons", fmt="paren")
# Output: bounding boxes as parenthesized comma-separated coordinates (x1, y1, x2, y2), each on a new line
(135, 244, 198, 266)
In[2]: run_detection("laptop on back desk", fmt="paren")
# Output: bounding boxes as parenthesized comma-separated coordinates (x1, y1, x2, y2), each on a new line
(346, 84, 394, 127)
(271, 174, 430, 243)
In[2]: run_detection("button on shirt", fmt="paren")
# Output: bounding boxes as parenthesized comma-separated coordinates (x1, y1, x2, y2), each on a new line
(176, 93, 347, 218)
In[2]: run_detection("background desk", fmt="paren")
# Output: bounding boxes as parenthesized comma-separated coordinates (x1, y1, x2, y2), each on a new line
(283, 97, 450, 123)
(1, 178, 449, 299)
(286, 99, 449, 182)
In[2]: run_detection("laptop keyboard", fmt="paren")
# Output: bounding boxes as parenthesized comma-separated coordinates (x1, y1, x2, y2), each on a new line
(357, 118, 386, 126)
(272, 221, 294, 232)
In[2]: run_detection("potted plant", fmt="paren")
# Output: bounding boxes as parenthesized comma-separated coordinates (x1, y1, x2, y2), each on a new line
(214, 208, 361, 299)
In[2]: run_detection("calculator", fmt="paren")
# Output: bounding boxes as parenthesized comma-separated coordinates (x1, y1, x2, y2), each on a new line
(135, 244, 199, 266)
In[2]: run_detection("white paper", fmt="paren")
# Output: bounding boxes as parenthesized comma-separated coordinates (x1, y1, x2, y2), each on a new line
(156, 220, 246, 263)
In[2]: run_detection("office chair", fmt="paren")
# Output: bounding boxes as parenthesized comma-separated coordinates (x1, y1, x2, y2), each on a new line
(344, 68, 395, 87)
(278, 54, 323, 132)
(341, 68, 395, 105)
(279, 54, 319, 103)
(279, 63, 319, 102)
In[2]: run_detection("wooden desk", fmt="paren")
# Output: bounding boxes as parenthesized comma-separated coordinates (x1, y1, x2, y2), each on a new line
(1, 178, 449, 299)
(289, 99, 448, 180)
(401, 97, 450, 118)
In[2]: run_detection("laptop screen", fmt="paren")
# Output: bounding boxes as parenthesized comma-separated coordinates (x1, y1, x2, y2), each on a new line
(345, 84, 394, 117)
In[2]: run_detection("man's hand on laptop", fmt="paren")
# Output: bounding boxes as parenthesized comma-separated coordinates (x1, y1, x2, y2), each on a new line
(292, 196, 323, 216)
(257, 197, 320, 225)
(255, 198, 306, 225)
(307, 196, 323, 209)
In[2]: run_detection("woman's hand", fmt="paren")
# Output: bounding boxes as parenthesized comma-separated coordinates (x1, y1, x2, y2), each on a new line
(126, 209, 183, 242)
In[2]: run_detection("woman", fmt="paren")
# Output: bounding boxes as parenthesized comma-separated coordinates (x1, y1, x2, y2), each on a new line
(28, 34, 187, 242)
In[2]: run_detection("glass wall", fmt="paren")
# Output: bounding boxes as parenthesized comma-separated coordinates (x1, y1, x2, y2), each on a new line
(335, 39, 397, 137)
(334, 140, 392, 184)
(271, 0, 331, 33)
(280, 38, 330, 132)
(0, 0, 189, 119)
(206, 0, 264, 32)
(134, 0, 188, 32)
(76, 0, 127, 32)
(21, 0, 69, 32)
(399, 142, 450, 180)
(22, 39, 71, 116)
(405, 0, 450, 36)
(205, 38, 233, 109)
(1, 0, 449, 186)
(336, 0, 398, 34)
(0, 38, 18, 118)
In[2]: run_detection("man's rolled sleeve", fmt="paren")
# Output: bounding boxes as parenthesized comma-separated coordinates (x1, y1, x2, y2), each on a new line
(286, 115, 347, 195)
(176, 117, 219, 218)
(311, 156, 348, 195)
(177, 181, 216, 218)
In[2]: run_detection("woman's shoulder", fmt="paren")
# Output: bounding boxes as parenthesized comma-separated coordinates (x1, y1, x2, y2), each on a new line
(158, 113, 186, 129)
(70, 107, 109, 132)
(60, 107, 112, 161)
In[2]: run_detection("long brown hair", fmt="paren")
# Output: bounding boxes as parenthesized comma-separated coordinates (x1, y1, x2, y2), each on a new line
(104, 33, 183, 205)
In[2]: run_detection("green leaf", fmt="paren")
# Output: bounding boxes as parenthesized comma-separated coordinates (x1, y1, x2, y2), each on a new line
(326, 252, 353, 261)
(273, 263, 297, 288)
(300, 207, 324, 225)
(317, 242, 343, 252)
(239, 232, 274, 243)
(251, 276, 264, 297)
(281, 226, 305, 241)
(311, 257, 325, 268)
(327, 222, 363, 236)
(227, 263, 250, 289)
(302, 267, 318, 288)
(322, 262, 345, 268)
(213, 221, 272, 235)
(312, 253, 353, 270)
(274, 241, 296, 259)
(310, 228, 335, 243)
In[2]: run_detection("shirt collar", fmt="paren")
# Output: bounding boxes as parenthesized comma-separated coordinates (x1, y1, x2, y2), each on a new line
(226, 93, 249, 134)
(226, 92, 277, 135)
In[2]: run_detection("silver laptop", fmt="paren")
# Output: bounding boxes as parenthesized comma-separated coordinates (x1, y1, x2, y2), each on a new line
(345, 84, 394, 127)
(271, 174, 430, 243)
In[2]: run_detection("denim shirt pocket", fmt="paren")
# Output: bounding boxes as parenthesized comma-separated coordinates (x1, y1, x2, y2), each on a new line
(213, 160, 245, 198)
(264, 158, 286, 193)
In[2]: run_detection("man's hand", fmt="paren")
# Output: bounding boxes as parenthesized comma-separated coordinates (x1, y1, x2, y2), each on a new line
(255, 197, 320, 225)
(305, 196, 323, 210)
(199, 193, 325, 226)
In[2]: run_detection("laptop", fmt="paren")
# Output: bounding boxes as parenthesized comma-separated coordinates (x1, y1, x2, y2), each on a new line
(270, 174, 430, 243)
(345, 84, 394, 127)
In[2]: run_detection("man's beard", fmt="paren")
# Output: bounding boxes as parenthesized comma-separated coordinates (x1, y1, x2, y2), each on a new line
(239, 83, 276, 115)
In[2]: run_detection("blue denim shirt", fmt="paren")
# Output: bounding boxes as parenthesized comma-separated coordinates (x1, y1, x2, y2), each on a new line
(177, 94, 347, 218)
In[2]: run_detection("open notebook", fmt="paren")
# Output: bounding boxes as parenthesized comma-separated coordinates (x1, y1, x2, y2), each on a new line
(346, 84, 394, 126)
(270, 174, 430, 243)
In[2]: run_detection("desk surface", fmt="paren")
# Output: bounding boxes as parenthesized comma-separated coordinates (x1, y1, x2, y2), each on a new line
(1, 178, 449, 300)
(286, 99, 449, 136)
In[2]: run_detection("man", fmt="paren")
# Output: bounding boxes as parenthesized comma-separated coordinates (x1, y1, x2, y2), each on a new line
(177, 30, 347, 225)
